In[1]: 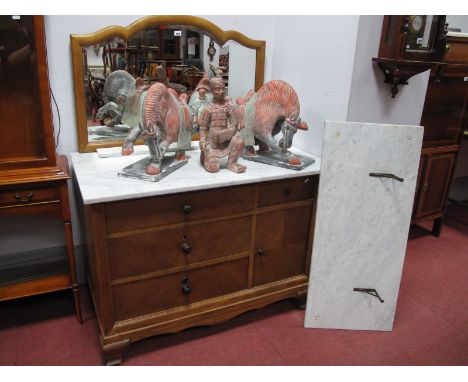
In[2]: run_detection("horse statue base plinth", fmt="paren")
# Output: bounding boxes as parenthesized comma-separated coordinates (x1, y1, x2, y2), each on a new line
(118, 154, 188, 182)
(243, 150, 315, 171)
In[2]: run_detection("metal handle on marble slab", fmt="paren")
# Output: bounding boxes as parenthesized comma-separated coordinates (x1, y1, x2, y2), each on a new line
(369, 173, 404, 182)
(353, 288, 384, 303)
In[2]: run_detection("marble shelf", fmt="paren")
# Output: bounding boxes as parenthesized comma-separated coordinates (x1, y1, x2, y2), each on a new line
(70, 148, 320, 205)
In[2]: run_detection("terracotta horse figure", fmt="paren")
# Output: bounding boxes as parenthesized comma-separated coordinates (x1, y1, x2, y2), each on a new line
(141, 82, 192, 175)
(240, 80, 308, 165)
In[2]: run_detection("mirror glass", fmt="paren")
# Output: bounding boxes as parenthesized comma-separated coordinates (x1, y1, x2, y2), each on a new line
(79, 25, 257, 143)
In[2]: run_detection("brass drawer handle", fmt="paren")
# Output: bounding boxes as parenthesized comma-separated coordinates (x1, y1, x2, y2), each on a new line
(423, 182, 428, 192)
(15, 192, 34, 204)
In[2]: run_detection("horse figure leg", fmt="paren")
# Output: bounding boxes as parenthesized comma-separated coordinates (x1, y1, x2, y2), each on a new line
(121, 125, 141, 155)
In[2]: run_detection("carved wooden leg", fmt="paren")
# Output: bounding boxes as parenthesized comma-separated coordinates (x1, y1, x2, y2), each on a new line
(103, 339, 131, 366)
(432, 217, 444, 237)
(295, 295, 308, 310)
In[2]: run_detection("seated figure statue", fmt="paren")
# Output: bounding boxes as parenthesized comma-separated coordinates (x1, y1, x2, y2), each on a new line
(199, 77, 246, 173)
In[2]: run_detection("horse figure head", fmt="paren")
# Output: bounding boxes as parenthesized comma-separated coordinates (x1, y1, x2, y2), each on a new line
(279, 116, 308, 151)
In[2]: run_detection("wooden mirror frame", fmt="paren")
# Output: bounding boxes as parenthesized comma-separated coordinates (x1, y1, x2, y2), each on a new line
(70, 15, 266, 153)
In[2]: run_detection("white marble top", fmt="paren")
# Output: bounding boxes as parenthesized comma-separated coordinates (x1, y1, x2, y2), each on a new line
(70, 148, 321, 205)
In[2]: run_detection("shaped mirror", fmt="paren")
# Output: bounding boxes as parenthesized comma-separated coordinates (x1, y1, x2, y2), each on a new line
(71, 16, 265, 152)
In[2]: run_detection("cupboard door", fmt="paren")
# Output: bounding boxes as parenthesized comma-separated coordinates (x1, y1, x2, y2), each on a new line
(421, 75, 468, 147)
(253, 205, 312, 286)
(414, 152, 456, 220)
(0, 16, 56, 171)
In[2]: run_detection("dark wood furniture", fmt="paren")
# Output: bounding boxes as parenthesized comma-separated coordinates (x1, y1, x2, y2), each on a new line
(78, 175, 318, 365)
(0, 16, 82, 322)
(374, 16, 447, 98)
(412, 34, 468, 235)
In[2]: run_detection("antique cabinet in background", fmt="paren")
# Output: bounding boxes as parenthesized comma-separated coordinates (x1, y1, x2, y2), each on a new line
(412, 34, 468, 235)
(0, 15, 82, 322)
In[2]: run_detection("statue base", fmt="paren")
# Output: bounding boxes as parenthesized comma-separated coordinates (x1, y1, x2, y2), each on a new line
(118, 154, 188, 182)
(243, 150, 315, 171)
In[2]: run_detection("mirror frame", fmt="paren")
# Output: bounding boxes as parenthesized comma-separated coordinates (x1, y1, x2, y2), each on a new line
(70, 15, 266, 153)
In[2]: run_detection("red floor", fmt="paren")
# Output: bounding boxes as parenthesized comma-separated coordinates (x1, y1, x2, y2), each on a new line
(0, 219, 467, 365)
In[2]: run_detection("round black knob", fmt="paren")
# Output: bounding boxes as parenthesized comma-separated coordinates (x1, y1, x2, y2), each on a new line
(283, 187, 291, 195)
(257, 248, 265, 256)
(182, 203, 192, 214)
(182, 242, 192, 254)
(182, 284, 192, 295)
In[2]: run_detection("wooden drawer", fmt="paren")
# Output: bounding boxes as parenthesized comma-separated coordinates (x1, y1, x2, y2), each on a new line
(0, 185, 61, 209)
(257, 176, 317, 207)
(105, 184, 255, 234)
(444, 39, 468, 64)
(112, 258, 249, 322)
(108, 216, 251, 280)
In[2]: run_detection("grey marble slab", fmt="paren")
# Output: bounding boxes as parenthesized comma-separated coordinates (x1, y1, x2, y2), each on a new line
(70, 147, 320, 205)
(304, 121, 423, 331)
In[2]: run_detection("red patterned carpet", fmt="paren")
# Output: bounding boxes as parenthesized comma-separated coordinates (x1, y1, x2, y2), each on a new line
(1, 217, 467, 366)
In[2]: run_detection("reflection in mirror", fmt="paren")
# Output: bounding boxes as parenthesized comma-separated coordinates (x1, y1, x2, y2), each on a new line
(80, 25, 257, 144)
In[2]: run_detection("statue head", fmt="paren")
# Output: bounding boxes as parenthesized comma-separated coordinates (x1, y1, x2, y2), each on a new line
(209, 77, 225, 102)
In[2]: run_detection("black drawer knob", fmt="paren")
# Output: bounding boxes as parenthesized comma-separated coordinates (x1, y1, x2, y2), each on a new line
(182, 242, 192, 254)
(182, 203, 192, 214)
(182, 284, 192, 295)
(283, 188, 291, 195)
(257, 248, 265, 256)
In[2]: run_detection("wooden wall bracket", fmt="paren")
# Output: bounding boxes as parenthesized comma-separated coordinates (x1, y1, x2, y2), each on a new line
(372, 57, 445, 98)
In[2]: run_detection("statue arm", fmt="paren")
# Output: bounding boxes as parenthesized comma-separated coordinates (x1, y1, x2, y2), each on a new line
(199, 108, 211, 151)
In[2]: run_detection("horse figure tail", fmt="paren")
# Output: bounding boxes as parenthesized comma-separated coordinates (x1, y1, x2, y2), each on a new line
(255, 80, 300, 128)
(143, 82, 168, 137)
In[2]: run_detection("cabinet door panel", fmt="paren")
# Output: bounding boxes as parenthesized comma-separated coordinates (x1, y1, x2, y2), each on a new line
(186, 258, 249, 304)
(253, 206, 312, 286)
(415, 152, 456, 219)
(421, 76, 467, 147)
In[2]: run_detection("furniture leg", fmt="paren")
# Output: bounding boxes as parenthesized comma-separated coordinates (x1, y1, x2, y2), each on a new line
(432, 217, 443, 237)
(103, 339, 131, 366)
(64, 221, 83, 324)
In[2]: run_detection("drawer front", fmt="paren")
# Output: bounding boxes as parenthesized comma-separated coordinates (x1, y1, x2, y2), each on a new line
(105, 184, 255, 234)
(444, 41, 468, 64)
(112, 258, 249, 322)
(0, 185, 60, 209)
(108, 216, 251, 280)
(257, 176, 317, 207)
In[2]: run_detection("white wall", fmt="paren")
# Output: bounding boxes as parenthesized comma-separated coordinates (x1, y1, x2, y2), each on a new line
(269, 16, 360, 157)
(347, 16, 430, 127)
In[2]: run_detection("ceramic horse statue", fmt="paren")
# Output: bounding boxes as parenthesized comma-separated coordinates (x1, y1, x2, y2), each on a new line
(141, 82, 192, 175)
(240, 80, 308, 166)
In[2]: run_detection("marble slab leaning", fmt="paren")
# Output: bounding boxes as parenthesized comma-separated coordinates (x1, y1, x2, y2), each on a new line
(70, 147, 320, 205)
(304, 121, 423, 331)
